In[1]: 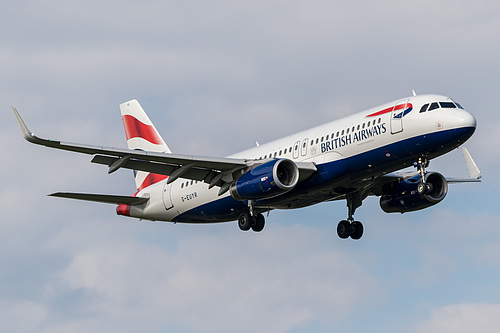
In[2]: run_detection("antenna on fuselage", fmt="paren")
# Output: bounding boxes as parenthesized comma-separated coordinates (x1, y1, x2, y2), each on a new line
(412, 90, 417, 96)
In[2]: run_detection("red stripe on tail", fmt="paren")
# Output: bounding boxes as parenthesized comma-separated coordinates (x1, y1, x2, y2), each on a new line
(137, 173, 169, 192)
(122, 114, 164, 145)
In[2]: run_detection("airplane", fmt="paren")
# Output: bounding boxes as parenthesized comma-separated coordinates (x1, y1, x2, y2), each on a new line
(13, 93, 481, 239)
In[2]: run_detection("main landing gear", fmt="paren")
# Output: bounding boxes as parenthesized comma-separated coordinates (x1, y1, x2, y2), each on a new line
(337, 192, 364, 240)
(238, 200, 265, 232)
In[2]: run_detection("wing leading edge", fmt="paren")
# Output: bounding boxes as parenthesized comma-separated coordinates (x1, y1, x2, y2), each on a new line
(13, 107, 250, 192)
(13, 107, 317, 194)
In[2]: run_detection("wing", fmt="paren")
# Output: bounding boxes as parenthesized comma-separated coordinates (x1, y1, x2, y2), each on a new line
(342, 149, 482, 205)
(446, 147, 482, 183)
(13, 107, 317, 194)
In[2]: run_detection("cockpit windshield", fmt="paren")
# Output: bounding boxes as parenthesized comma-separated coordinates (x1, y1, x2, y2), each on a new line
(419, 100, 464, 113)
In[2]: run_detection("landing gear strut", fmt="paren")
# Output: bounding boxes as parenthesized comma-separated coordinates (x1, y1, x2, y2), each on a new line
(337, 192, 364, 240)
(238, 200, 265, 232)
(415, 157, 432, 195)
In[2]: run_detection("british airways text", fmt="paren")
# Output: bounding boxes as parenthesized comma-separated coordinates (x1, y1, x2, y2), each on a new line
(321, 123, 387, 153)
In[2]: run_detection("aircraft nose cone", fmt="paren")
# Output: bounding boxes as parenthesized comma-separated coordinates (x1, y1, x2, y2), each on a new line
(450, 109, 477, 144)
(452, 109, 477, 129)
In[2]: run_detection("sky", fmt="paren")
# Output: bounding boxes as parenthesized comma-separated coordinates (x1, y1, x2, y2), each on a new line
(1, 0, 500, 332)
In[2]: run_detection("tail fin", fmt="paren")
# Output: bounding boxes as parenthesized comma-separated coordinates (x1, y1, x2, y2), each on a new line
(120, 100, 171, 191)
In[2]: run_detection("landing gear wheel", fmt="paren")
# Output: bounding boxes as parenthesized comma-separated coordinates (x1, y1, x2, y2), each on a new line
(251, 213, 265, 232)
(238, 213, 252, 231)
(417, 182, 425, 195)
(337, 220, 352, 239)
(350, 221, 364, 240)
(417, 182, 434, 195)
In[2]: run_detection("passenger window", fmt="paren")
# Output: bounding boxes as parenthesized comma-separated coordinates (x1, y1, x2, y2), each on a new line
(357, 125, 360, 131)
(341, 130, 345, 136)
(346, 128, 350, 134)
(336, 131, 340, 137)
(428, 102, 439, 111)
(279, 150, 282, 156)
(362, 123, 365, 129)
(181, 183, 184, 189)
(311, 140, 314, 146)
(316, 138, 319, 144)
(420, 104, 429, 113)
(321, 137, 324, 142)
(326, 135, 329, 140)
(440, 102, 456, 108)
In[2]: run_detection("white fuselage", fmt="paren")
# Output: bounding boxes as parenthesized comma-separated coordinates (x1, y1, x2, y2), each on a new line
(127, 94, 476, 223)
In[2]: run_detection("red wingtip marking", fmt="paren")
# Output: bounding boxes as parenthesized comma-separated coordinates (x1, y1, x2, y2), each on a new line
(122, 114, 164, 145)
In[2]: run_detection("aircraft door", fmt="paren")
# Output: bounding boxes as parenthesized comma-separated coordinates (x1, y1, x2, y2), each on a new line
(301, 138, 308, 156)
(390, 99, 408, 134)
(162, 182, 174, 210)
(293, 141, 300, 159)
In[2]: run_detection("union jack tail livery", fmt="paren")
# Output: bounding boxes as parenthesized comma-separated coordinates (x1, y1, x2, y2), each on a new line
(120, 100, 171, 191)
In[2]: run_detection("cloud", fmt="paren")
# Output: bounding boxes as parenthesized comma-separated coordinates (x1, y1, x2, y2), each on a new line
(415, 303, 500, 333)
(51, 224, 377, 333)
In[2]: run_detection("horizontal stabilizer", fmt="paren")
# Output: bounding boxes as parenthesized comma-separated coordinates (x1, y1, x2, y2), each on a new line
(49, 192, 149, 205)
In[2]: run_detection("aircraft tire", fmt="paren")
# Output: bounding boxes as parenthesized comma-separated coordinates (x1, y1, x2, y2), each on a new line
(238, 213, 252, 231)
(417, 183, 425, 195)
(251, 213, 265, 232)
(337, 220, 351, 239)
(350, 221, 364, 240)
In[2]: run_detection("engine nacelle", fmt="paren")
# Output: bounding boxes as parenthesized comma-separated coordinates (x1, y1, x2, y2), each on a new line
(380, 172, 448, 213)
(230, 159, 299, 201)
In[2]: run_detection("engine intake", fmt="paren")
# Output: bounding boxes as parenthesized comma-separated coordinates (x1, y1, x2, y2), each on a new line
(230, 159, 299, 201)
(380, 172, 448, 213)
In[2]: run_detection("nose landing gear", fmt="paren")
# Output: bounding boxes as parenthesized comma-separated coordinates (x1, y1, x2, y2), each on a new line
(415, 157, 432, 195)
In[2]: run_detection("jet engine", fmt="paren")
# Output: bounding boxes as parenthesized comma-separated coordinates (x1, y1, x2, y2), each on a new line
(380, 172, 448, 213)
(230, 159, 299, 200)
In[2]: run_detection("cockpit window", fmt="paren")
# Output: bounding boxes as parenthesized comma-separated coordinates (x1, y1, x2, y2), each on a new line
(428, 102, 440, 111)
(420, 100, 465, 113)
(439, 102, 456, 108)
(453, 101, 464, 109)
